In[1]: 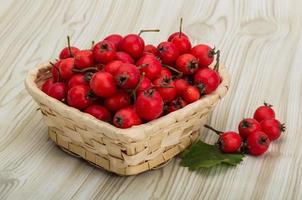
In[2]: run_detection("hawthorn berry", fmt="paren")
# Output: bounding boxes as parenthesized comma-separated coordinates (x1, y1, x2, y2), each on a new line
(113, 107, 142, 128)
(260, 118, 285, 141)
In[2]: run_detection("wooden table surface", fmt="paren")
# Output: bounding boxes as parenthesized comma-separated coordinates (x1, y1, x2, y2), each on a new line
(1, 0, 302, 199)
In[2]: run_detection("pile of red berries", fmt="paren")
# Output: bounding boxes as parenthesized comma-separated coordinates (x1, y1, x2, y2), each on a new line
(205, 103, 285, 156)
(41, 19, 222, 128)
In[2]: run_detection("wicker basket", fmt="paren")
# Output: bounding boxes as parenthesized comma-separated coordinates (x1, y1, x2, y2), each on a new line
(25, 62, 230, 175)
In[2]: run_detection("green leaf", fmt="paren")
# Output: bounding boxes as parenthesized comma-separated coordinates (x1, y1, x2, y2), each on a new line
(180, 140, 245, 170)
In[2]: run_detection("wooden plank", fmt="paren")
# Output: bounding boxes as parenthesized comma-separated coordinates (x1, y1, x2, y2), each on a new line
(0, 0, 302, 199)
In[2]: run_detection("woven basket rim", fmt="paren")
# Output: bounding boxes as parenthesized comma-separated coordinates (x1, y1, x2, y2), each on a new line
(25, 62, 230, 142)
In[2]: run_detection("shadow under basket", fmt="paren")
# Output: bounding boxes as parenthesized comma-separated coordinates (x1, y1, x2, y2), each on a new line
(25, 62, 230, 176)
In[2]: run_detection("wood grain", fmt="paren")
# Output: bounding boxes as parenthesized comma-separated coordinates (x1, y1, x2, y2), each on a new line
(0, 0, 302, 199)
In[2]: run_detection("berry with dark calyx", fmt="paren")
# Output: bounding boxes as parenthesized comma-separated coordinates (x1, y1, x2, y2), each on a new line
(104, 34, 123, 49)
(115, 51, 134, 64)
(260, 119, 285, 141)
(143, 44, 159, 56)
(204, 125, 242, 153)
(157, 42, 179, 65)
(48, 82, 66, 101)
(238, 118, 261, 140)
(113, 107, 142, 128)
(168, 97, 187, 113)
(67, 73, 92, 89)
(93, 40, 116, 64)
(41, 78, 54, 94)
(104, 91, 131, 112)
(90, 72, 117, 97)
(59, 36, 80, 59)
(74, 50, 94, 69)
(174, 78, 189, 95)
(115, 63, 140, 89)
(181, 85, 200, 103)
(67, 85, 93, 110)
(135, 89, 164, 121)
(167, 18, 189, 41)
(85, 105, 111, 122)
(136, 54, 162, 80)
(175, 54, 198, 75)
(119, 34, 145, 59)
(191, 44, 216, 68)
(244, 131, 270, 156)
(160, 67, 172, 79)
(153, 77, 177, 102)
(104, 60, 123, 75)
(253, 102, 276, 122)
(194, 68, 221, 95)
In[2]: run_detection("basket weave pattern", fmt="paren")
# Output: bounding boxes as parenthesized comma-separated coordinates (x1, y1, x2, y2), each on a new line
(25, 63, 230, 175)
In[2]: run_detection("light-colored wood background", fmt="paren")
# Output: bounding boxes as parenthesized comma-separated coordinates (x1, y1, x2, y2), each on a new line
(0, 0, 302, 199)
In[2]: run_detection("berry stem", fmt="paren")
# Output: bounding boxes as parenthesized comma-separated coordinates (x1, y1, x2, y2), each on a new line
(132, 72, 145, 101)
(91, 41, 95, 49)
(264, 102, 273, 107)
(72, 67, 98, 73)
(162, 64, 183, 76)
(67, 36, 73, 57)
(179, 17, 183, 38)
(204, 124, 223, 135)
(138, 29, 160, 36)
(213, 50, 220, 72)
(49, 61, 61, 82)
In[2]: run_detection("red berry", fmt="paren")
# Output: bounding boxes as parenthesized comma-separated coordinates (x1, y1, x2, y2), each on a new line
(194, 68, 221, 95)
(104, 34, 123, 49)
(253, 103, 275, 122)
(51, 58, 75, 81)
(168, 97, 187, 113)
(115, 52, 134, 64)
(48, 82, 66, 101)
(174, 78, 189, 95)
(113, 107, 142, 128)
(136, 76, 152, 96)
(59, 47, 80, 59)
(90, 72, 117, 97)
(238, 118, 261, 140)
(67, 73, 91, 89)
(168, 32, 189, 42)
(104, 60, 123, 75)
(42, 78, 54, 94)
(143, 44, 159, 56)
(157, 42, 179, 65)
(191, 44, 215, 68)
(218, 132, 242, 153)
(246, 131, 270, 156)
(171, 36, 191, 54)
(181, 85, 200, 103)
(260, 119, 285, 141)
(67, 85, 93, 109)
(115, 63, 140, 89)
(175, 54, 198, 75)
(74, 50, 94, 69)
(85, 105, 111, 122)
(153, 77, 177, 102)
(136, 54, 162, 80)
(104, 91, 131, 112)
(93, 40, 116, 64)
(119, 34, 145, 59)
(135, 89, 164, 121)
(160, 68, 172, 79)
